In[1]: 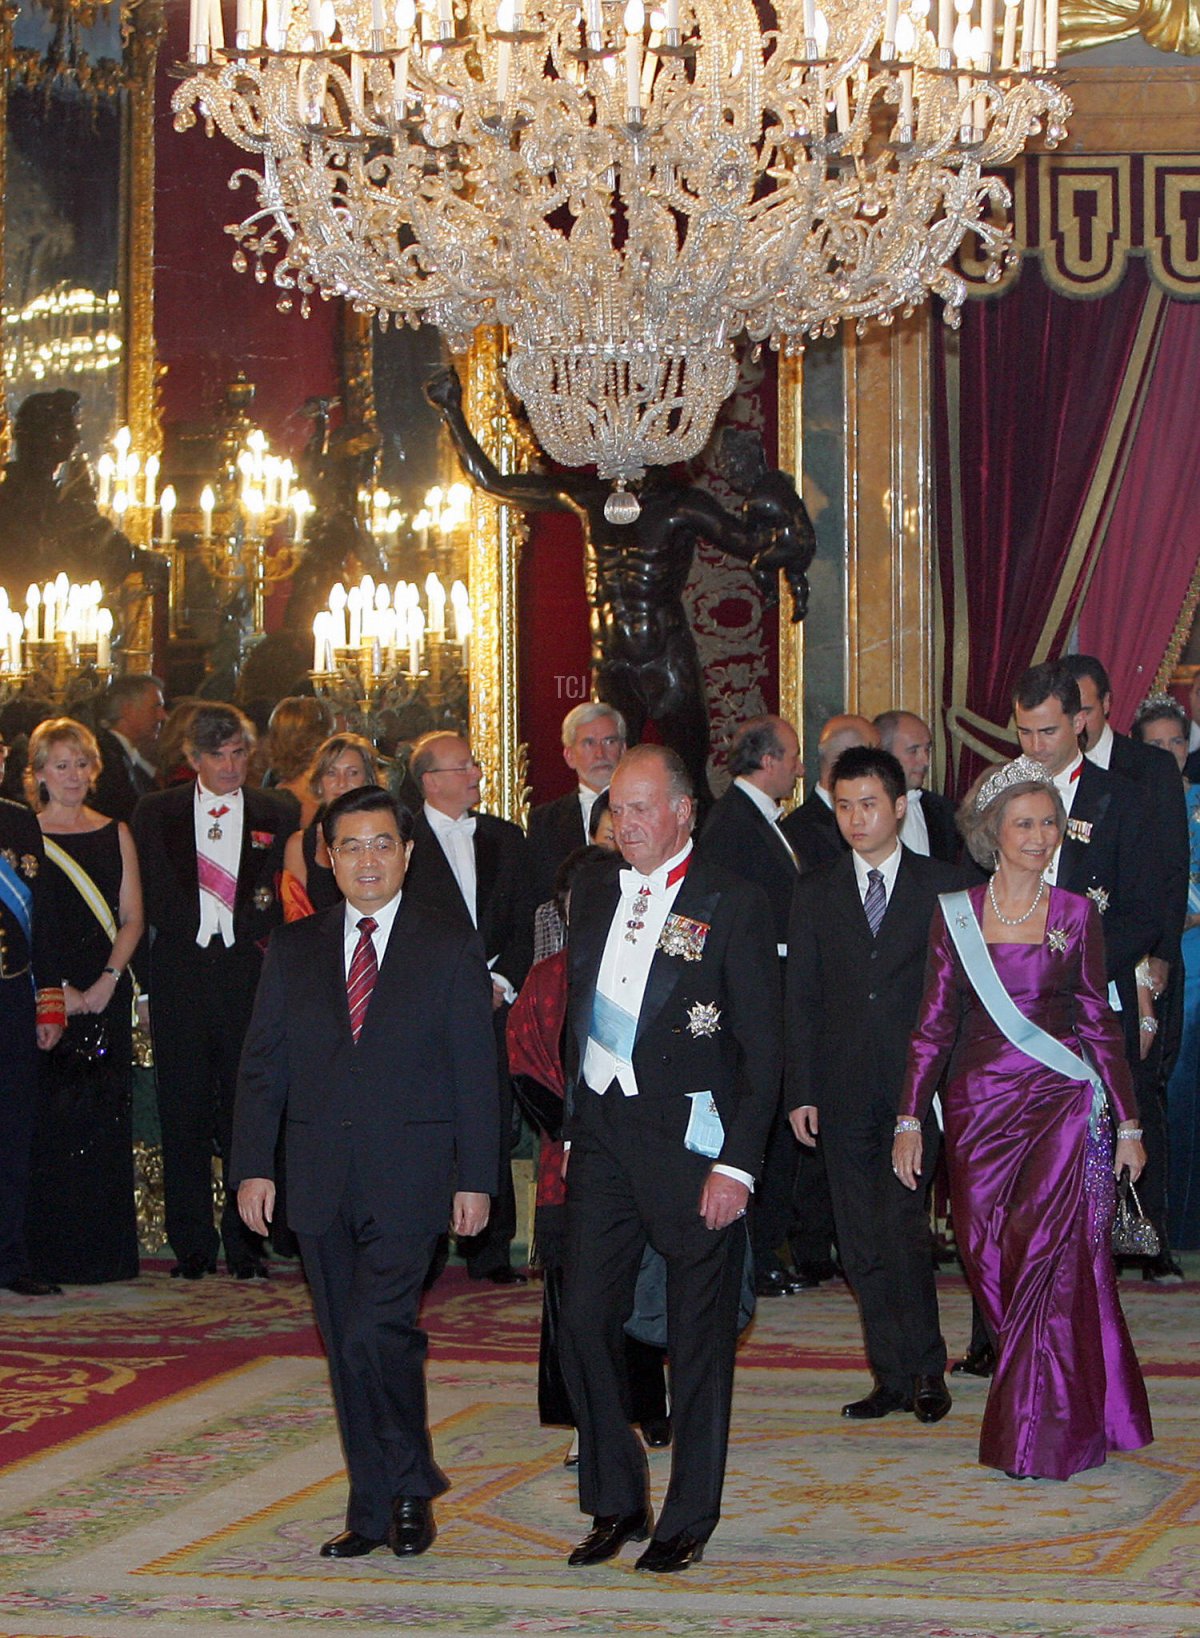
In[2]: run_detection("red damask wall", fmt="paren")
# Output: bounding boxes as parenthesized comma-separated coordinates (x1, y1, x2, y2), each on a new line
(155, 0, 340, 448)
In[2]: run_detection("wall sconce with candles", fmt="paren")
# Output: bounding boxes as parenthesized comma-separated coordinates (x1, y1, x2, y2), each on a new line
(0, 575, 115, 703)
(310, 571, 472, 720)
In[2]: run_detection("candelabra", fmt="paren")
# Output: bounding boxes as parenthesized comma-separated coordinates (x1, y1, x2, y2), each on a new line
(310, 571, 472, 714)
(173, 0, 1070, 518)
(0, 577, 115, 703)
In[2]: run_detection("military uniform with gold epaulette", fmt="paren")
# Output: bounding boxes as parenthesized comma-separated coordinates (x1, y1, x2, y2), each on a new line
(0, 796, 65, 1289)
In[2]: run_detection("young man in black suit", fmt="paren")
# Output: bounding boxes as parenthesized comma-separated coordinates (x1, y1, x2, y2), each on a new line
(91, 674, 165, 823)
(131, 704, 288, 1280)
(527, 702, 626, 907)
(232, 786, 500, 1560)
(1046, 657, 1185, 1278)
(402, 730, 533, 1282)
(786, 745, 962, 1424)
(699, 714, 808, 1296)
(561, 745, 782, 1574)
(874, 709, 960, 863)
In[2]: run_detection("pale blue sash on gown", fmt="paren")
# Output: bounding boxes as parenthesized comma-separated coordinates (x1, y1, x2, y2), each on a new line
(940, 889, 1108, 1136)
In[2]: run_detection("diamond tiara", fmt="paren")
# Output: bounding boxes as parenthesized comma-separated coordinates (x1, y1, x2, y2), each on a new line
(975, 755, 1057, 812)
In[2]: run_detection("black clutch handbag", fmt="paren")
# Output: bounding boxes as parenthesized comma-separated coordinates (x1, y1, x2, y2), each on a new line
(1112, 1169, 1160, 1258)
(511, 1073, 563, 1142)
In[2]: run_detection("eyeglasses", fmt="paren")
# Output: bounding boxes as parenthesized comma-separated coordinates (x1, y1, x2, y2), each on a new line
(427, 758, 480, 774)
(330, 834, 402, 859)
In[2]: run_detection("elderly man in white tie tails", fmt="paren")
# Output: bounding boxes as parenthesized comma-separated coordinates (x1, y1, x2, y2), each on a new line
(559, 744, 782, 1573)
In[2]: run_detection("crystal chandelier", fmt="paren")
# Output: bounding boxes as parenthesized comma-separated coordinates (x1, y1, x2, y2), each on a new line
(174, 0, 1069, 515)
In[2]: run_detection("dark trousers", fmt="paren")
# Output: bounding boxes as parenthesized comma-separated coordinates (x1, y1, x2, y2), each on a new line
(822, 1102, 946, 1392)
(460, 1016, 517, 1277)
(789, 1137, 839, 1268)
(560, 1088, 744, 1543)
(150, 936, 265, 1268)
(300, 1178, 446, 1539)
(749, 1094, 801, 1276)
(0, 980, 38, 1282)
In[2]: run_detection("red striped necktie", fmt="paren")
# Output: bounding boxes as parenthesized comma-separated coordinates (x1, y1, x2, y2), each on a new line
(347, 916, 379, 1043)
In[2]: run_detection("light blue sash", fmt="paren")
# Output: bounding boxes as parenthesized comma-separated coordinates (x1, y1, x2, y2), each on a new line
(941, 890, 1107, 1137)
(589, 990, 638, 1062)
(0, 852, 33, 946)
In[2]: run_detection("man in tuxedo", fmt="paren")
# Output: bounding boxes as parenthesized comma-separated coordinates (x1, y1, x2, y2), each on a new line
(0, 782, 64, 1295)
(1060, 652, 1189, 1280)
(787, 746, 962, 1422)
(91, 674, 165, 823)
(699, 714, 807, 1296)
(131, 704, 288, 1280)
(233, 786, 499, 1560)
(780, 712, 878, 865)
(874, 710, 959, 863)
(560, 744, 781, 1573)
(528, 702, 626, 907)
(402, 730, 533, 1282)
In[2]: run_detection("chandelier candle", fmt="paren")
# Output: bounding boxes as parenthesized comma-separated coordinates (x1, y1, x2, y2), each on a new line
(175, 0, 1068, 508)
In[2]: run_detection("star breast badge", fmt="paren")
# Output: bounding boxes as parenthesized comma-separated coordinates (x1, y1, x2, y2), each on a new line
(686, 1001, 722, 1038)
(1047, 926, 1068, 953)
(1086, 886, 1110, 915)
(658, 913, 709, 961)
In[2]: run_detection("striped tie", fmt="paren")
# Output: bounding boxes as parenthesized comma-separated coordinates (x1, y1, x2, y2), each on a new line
(864, 868, 886, 937)
(347, 916, 379, 1043)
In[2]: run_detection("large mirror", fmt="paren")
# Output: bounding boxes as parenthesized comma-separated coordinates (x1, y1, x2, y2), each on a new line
(1, 0, 161, 461)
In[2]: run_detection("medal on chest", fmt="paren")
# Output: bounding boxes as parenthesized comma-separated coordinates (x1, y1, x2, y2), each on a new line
(625, 883, 651, 943)
(208, 804, 230, 841)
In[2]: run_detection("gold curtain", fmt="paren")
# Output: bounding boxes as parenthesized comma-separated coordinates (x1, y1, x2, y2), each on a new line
(1059, 0, 1200, 55)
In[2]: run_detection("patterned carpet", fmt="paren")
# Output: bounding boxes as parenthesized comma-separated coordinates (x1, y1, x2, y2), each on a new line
(0, 1261, 1197, 1637)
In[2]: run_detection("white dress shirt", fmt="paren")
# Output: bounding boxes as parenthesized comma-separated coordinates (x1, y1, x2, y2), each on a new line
(578, 784, 602, 837)
(424, 801, 477, 925)
(581, 839, 753, 1192)
(852, 838, 904, 906)
(195, 782, 243, 948)
(899, 787, 931, 856)
(342, 889, 403, 975)
(1086, 720, 1114, 770)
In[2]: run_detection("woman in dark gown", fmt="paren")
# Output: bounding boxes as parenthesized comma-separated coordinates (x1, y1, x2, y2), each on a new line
(281, 733, 382, 920)
(894, 761, 1152, 1480)
(25, 718, 143, 1284)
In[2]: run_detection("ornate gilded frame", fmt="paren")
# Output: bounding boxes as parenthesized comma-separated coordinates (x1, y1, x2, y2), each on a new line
(346, 315, 529, 825)
(0, 0, 163, 462)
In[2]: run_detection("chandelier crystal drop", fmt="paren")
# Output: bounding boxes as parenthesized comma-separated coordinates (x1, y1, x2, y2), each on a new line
(173, 0, 1069, 496)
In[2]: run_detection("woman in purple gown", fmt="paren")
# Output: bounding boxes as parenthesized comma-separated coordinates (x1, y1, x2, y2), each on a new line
(893, 760, 1153, 1480)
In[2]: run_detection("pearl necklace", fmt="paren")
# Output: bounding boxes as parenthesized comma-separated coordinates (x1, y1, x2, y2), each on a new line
(988, 875, 1045, 927)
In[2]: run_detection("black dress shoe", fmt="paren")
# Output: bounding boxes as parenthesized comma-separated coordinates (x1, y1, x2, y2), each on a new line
(635, 1531, 706, 1573)
(1142, 1253, 1185, 1284)
(319, 1529, 386, 1558)
(794, 1259, 841, 1285)
(482, 1266, 528, 1285)
(950, 1343, 995, 1378)
(389, 1496, 436, 1556)
(567, 1508, 652, 1566)
(170, 1252, 216, 1280)
(842, 1385, 913, 1419)
(639, 1415, 672, 1448)
(228, 1258, 271, 1280)
(912, 1374, 952, 1424)
(4, 1275, 62, 1296)
(754, 1268, 811, 1297)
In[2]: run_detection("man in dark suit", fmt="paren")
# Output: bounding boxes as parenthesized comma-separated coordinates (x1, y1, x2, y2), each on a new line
(1060, 653, 1189, 1280)
(0, 776, 64, 1295)
(402, 730, 533, 1282)
(528, 702, 626, 907)
(131, 704, 288, 1280)
(233, 786, 499, 1559)
(787, 746, 963, 1423)
(91, 674, 165, 823)
(699, 714, 807, 1296)
(874, 709, 959, 863)
(560, 744, 781, 1574)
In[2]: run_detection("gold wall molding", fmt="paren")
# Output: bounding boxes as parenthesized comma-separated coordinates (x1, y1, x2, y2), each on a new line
(463, 327, 530, 827)
(841, 316, 935, 726)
